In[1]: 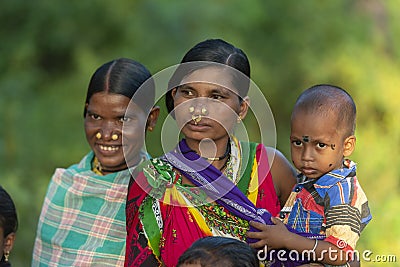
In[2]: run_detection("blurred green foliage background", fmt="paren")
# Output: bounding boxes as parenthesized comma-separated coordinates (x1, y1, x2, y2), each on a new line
(1, 0, 399, 266)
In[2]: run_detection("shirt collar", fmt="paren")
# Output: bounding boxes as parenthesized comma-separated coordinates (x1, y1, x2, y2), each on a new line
(298, 159, 357, 197)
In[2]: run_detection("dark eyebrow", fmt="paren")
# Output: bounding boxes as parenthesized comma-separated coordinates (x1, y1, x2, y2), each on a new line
(211, 87, 232, 95)
(178, 84, 194, 90)
(179, 84, 233, 93)
(124, 110, 139, 117)
(178, 83, 240, 100)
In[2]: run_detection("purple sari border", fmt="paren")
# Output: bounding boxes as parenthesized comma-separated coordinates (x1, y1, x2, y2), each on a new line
(164, 139, 325, 266)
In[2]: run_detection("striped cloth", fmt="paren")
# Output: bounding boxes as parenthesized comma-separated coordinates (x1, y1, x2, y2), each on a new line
(280, 159, 372, 253)
(32, 151, 146, 267)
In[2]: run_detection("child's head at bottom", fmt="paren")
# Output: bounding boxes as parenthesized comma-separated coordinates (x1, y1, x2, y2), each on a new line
(177, 236, 259, 267)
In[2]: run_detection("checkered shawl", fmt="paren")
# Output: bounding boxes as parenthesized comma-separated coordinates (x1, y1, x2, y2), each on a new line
(32, 151, 146, 267)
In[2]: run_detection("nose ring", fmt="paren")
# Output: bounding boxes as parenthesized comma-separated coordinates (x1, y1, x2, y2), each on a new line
(96, 132, 102, 139)
(112, 134, 119, 141)
(189, 105, 207, 125)
(192, 115, 202, 125)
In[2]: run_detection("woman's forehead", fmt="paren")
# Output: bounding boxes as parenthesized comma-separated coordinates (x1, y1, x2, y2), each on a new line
(180, 67, 236, 93)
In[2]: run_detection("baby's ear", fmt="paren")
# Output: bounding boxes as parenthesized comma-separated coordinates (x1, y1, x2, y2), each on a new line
(343, 135, 356, 157)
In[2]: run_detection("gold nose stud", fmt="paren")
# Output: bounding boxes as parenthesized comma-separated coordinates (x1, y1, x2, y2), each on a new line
(201, 107, 207, 115)
(192, 114, 202, 125)
(189, 106, 195, 113)
(111, 134, 119, 141)
(96, 132, 102, 139)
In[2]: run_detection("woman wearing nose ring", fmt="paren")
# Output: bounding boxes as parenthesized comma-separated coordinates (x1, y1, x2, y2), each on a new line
(32, 58, 159, 266)
(125, 39, 297, 267)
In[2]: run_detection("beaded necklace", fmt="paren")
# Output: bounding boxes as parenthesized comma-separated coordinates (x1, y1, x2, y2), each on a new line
(201, 141, 231, 161)
(92, 157, 104, 175)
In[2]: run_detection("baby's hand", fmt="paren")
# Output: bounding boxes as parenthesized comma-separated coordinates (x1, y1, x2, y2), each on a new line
(247, 217, 291, 249)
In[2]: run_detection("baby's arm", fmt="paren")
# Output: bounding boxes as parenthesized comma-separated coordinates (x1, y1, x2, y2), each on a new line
(247, 218, 350, 265)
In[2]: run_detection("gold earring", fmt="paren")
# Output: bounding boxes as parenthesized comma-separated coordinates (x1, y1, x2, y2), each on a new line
(111, 134, 119, 141)
(189, 106, 195, 113)
(237, 116, 242, 124)
(4, 251, 9, 262)
(147, 126, 153, 132)
(96, 132, 102, 139)
(201, 107, 207, 115)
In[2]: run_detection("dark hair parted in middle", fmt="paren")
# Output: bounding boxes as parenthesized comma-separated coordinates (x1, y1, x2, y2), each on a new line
(0, 186, 18, 238)
(166, 39, 251, 114)
(177, 236, 259, 267)
(292, 84, 357, 137)
(84, 58, 155, 117)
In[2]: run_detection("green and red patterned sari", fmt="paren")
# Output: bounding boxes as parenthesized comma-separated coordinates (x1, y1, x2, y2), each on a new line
(125, 137, 281, 267)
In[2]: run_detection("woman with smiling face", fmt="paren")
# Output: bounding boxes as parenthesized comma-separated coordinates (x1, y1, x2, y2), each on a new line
(32, 58, 159, 266)
(125, 39, 296, 267)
